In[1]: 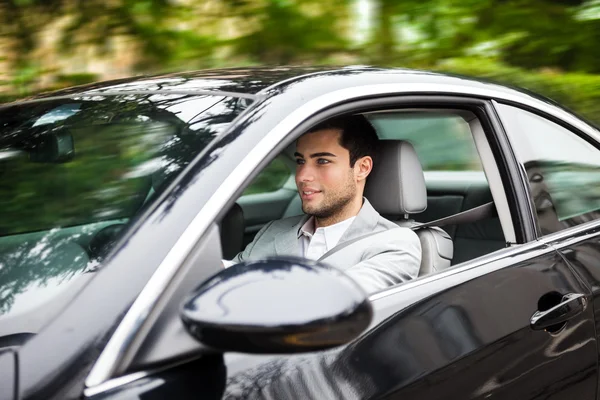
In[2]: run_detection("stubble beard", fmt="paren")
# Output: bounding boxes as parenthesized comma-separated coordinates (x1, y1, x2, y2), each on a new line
(301, 177, 357, 220)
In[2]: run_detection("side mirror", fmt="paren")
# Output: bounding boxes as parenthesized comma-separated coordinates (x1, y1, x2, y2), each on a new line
(0, 130, 75, 164)
(29, 130, 74, 163)
(180, 257, 372, 354)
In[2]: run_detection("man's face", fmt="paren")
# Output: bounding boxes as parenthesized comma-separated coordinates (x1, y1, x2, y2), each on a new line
(294, 129, 358, 219)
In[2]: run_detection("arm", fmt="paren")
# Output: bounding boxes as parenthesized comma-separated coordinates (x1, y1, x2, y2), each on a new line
(344, 230, 421, 294)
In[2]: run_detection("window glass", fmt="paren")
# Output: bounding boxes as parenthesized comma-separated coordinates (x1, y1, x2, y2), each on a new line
(242, 156, 291, 195)
(0, 93, 249, 335)
(496, 103, 600, 235)
(367, 113, 482, 171)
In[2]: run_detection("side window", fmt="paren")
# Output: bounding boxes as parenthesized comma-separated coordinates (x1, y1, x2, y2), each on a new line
(496, 103, 600, 235)
(242, 156, 291, 196)
(367, 113, 483, 171)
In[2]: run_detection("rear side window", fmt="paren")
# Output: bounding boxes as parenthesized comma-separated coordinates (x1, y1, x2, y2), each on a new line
(496, 103, 600, 235)
(368, 113, 483, 172)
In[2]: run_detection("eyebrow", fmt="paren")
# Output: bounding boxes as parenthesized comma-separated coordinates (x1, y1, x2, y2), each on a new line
(294, 152, 337, 158)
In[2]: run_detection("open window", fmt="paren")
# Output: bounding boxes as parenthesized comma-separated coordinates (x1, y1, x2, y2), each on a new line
(220, 106, 513, 271)
(127, 98, 519, 376)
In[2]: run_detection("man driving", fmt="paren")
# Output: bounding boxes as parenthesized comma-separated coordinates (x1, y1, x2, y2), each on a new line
(224, 114, 421, 293)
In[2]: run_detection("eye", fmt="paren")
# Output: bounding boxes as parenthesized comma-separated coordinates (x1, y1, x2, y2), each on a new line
(531, 173, 543, 183)
(295, 158, 305, 165)
(317, 159, 330, 165)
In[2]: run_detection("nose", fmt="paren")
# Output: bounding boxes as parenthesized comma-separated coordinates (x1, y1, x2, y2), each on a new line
(296, 164, 314, 183)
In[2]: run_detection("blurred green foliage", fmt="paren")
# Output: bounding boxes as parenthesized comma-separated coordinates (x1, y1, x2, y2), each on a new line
(0, 0, 600, 123)
(243, 156, 291, 195)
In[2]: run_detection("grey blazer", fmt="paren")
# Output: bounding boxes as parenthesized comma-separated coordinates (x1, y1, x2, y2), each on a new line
(231, 198, 421, 294)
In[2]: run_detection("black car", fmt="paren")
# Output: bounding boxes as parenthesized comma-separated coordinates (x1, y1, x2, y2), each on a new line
(2, 66, 600, 400)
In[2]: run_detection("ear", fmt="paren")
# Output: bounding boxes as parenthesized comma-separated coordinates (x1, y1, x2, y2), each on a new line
(354, 156, 373, 182)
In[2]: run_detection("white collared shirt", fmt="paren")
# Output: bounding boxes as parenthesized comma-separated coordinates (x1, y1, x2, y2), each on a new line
(298, 216, 356, 260)
(222, 215, 356, 268)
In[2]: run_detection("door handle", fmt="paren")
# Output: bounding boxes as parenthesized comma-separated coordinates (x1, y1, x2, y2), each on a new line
(530, 293, 587, 331)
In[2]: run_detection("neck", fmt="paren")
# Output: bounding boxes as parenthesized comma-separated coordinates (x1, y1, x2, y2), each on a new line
(315, 196, 363, 228)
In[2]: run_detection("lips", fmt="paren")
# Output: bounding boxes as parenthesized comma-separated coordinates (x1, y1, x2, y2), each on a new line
(300, 188, 322, 200)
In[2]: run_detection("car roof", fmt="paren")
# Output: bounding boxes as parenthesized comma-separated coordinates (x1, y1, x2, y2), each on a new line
(20, 65, 542, 102)
(29, 66, 347, 98)
(12, 65, 585, 126)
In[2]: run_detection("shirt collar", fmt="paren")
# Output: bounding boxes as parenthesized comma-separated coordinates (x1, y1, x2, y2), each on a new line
(297, 215, 356, 243)
(298, 216, 316, 239)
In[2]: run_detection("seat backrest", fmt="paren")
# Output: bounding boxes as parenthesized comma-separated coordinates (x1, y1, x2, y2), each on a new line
(414, 226, 453, 274)
(365, 140, 454, 276)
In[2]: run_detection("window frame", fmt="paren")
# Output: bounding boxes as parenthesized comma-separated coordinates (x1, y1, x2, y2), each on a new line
(361, 106, 518, 245)
(356, 102, 524, 244)
(119, 96, 520, 375)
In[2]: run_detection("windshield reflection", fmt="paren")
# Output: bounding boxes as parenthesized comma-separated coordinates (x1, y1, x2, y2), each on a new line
(0, 92, 251, 342)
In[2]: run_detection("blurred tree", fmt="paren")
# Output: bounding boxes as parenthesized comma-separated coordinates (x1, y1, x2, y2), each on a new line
(0, 0, 599, 105)
(220, 0, 351, 64)
(369, 0, 396, 64)
(0, 0, 218, 76)
(391, 0, 600, 73)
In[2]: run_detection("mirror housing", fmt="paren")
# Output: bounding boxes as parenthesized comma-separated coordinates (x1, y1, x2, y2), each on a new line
(180, 257, 372, 354)
(29, 130, 74, 163)
(1, 130, 75, 164)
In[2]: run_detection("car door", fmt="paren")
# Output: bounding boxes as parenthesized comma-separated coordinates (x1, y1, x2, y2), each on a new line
(355, 100, 599, 399)
(216, 234, 597, 400)
(354, 246, 596, 399)
(215, 99, 598, 400)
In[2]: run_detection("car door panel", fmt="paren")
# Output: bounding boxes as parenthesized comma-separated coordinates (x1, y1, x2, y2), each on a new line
(208, 245, 597, 400)
(216, 246, 594, 399)
(550, 228, 600, 400)
(364, 247, 597, 399)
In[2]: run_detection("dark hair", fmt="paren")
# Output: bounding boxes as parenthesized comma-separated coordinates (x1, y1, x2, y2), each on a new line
(307, 114, 379, 167)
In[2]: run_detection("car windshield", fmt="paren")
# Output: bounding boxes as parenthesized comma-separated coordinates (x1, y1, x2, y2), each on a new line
(0, 92, 250, 341)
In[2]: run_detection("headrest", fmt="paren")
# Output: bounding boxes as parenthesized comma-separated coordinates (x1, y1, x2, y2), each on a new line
(365, 140, 427, 215)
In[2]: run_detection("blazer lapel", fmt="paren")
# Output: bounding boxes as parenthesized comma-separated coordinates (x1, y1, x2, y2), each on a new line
(273, 199, 380, 259)
(273, 215, 309, 257)
(336, 198, 380, 245)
